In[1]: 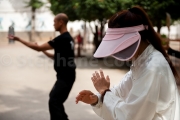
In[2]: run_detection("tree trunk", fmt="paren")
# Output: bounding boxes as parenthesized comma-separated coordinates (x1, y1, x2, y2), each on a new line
(83, 21, 87, 51)
(91, 21, 106, 53)
(93, 25, 99, 53)
(100, 21, 104, 41)
(157, 20, 162, 34)
(31, 8, 36, 41)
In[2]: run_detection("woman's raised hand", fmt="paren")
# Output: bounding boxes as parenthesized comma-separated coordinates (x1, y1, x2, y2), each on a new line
(91, 69, 110, 95)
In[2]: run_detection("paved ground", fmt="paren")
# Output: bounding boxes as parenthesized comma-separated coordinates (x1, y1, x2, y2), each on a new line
(0, 41, 129, 120)
(0, 41, 179, 120)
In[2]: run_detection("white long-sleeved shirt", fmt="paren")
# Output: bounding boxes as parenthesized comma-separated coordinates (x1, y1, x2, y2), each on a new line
(92, 44, 180, 120)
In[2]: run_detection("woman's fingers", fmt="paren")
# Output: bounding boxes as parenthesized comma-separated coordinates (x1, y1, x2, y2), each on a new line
(92, 70, 104, 82)
(76, 95, 81, 104)
(76, 94, 85, 104)
(92, 73, 97, 80)
(99, 69, 105, 79)
(92, 73, 97, 84)
(76, 94, 82, 100)
(95, 71, 100, 79)
(79, 90, 91, 94)
(106, 75, 110, 82)
(76, 99, 80, 104)
(91, 77, 95, 83)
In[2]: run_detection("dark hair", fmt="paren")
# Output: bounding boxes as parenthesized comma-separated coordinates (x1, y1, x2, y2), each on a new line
(108, 6, 180, 86)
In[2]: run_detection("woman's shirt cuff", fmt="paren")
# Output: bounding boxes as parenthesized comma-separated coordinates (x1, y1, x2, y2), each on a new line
(91, 93, 102, 108)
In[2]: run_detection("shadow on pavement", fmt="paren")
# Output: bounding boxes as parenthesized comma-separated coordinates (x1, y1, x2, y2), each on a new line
(0, 87, 102, 120)
(0, 87, 49, 120)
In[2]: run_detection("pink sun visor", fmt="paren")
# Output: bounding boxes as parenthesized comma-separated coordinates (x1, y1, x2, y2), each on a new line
(93, 24, 148, 61)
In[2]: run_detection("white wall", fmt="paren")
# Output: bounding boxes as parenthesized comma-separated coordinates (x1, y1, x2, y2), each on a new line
(0, 0, 55, 32)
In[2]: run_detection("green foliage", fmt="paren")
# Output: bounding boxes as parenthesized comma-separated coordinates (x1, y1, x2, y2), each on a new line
(48, 0, 180, 34)
(48, 0, 180, 50)
(48, 0, 78, 21)
(130, 0, 180, 29)
(161, 34, 167, 38)
(74, 0, 120, 21)
(49, 0, 180, 25)
(25, 0, 44, 10)
(49, 0, 130, 21)
(166, 0, 180, 20)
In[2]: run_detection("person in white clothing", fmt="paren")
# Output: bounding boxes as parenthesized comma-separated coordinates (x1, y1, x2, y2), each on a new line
(76, 6, 180, 120)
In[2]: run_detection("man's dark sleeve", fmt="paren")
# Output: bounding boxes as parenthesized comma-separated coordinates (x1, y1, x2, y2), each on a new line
(48, 38, 56, 48)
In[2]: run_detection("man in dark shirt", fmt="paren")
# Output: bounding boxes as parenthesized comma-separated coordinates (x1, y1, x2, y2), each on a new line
(8, 13, 76, 120)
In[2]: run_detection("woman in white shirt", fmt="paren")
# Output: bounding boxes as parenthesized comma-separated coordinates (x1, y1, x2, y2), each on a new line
(76, 6, 180, 120)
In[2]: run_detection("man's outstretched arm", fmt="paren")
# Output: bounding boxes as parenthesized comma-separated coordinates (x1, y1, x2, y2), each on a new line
(43, 51, 54, 60)
(8, 35, 53, 51)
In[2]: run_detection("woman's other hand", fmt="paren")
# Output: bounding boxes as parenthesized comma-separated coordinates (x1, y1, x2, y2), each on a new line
(76, 90, 98, 105)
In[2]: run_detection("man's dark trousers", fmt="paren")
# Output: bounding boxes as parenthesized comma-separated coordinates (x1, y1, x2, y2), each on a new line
(49, 71, 75, 120)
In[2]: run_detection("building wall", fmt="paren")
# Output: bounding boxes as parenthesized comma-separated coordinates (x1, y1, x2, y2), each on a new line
(0, 31, 55, 41)
(0, 0, 54, 32)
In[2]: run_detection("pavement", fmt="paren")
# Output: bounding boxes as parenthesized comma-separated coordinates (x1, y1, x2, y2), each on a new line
(0, 41, 129, 120)
(0, 41, 179, 120)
